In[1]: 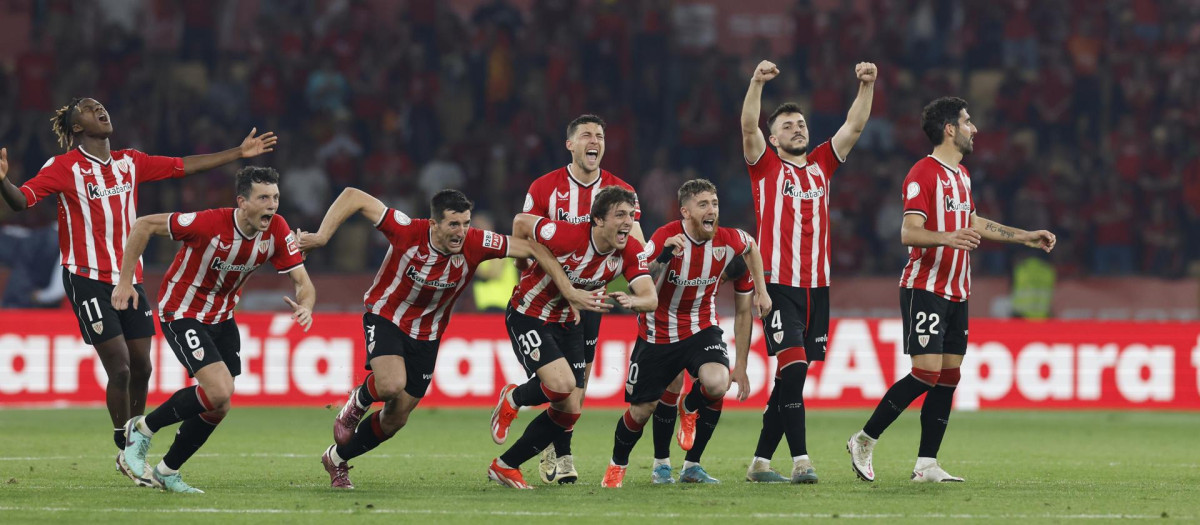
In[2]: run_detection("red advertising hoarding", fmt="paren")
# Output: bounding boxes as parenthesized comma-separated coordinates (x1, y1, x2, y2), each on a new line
(1, 311, 1196, 410)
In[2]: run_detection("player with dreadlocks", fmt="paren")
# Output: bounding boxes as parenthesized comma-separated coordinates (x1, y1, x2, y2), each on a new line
(0, 97, 277, 484)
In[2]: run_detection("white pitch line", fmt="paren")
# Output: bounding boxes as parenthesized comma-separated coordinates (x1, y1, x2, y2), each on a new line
(0, 506, 1182, 520)
(0, 452, 478, 461)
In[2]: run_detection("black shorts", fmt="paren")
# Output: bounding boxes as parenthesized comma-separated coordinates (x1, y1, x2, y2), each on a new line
(762, 284, 829, 361)
(362, 312, 440, 398)
(161, 318, 241, 378)
(505, 306, 587, 388)
(580, 309, 602, 364)
(62, 268, 155, 345)
(625, 326, 730, 404)
(900, 288, 969, 356)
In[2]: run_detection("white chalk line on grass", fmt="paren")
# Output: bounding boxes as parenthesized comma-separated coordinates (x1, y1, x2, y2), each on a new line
(0, 452, 479, 461)
(0, 506, 1181, 520)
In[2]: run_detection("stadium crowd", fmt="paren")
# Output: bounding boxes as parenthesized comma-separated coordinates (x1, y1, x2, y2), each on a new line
(1, 0, 1197, 278)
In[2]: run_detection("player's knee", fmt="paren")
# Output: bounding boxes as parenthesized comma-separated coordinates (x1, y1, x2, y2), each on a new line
(629, 402, 655, 424)
(129, 360, 152, 382)
(543, 376, 576, 397)
(106, 366, 131, 389)
(550, 395, 581, 413)
(374, 379, 406, 401)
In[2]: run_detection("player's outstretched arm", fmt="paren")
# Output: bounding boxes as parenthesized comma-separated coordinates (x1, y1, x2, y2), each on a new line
(743, 239, 772, 318)
(284, 267, 316, 332)
(971, 213, 1056, 252)
(831, 62, 877, 159)
(742, 60, 777, 163)
(111, 213, 171, 311)
(609, 275, 657, 313)
(299, 187, 387, 251)
(731, 291, 754, 401)
(901, 213, 980, 251)
(181, 128, 277, 175)
(508, 236, 611, 314)
(0, 148, 28, 211)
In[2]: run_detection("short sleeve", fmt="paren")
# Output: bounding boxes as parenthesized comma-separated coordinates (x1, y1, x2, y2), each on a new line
(18, 157, 70, 208)
(746, 146, 781, 182)
(902, 167, 936, 219)
(641, 226, 671, 262)
(466, 228, 509, 264)
(524, 178, 548, 217)
(168, 209, 221, 243)
(622, 237, 650, 283)
(532, 218, 579, 256)
(376, 208, 421, 244)
(808, 141, 844, 179)
(724, 227, 752, 256)
(268, 216, 304, 273)
(128, 149, 185, 183)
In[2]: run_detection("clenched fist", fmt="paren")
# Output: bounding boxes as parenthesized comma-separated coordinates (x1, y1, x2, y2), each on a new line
(752, 60, 780, 84)
(855, 62, 877, 83)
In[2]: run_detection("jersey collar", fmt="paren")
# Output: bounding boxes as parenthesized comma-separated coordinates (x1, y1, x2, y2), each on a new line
(78, 146, 112, 166)
(566, 164, 602, 188)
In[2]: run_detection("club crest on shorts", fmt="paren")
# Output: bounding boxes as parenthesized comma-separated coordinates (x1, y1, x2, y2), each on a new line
(918, 334, 930, 347)
(530, 349, 541, 361)
(772, 331, 783, 344)
(192, 347, 205, 360)
(367, 341, 376, 353)
(91, 321, 104, 335)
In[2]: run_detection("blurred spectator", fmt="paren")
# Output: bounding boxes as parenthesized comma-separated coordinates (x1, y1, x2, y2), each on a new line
(0, 225, 65, 308)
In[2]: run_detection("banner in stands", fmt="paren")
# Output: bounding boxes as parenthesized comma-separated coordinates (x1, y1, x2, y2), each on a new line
(1, 311, 1197, 410)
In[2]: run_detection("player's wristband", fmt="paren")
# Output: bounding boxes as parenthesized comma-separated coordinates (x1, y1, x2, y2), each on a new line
(656, 246, 676, 263)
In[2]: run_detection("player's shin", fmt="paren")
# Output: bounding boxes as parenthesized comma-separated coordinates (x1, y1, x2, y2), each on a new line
(684, 399, 722, 464)
(499, 408, 577, 468)
(652, 390, 680, 460)
(336, 411, 391, 462)
(611, 409, 646, 466)
(918, 367, 959, 458)
(862, 368, 940, 439)
(160, 411, 224, 472)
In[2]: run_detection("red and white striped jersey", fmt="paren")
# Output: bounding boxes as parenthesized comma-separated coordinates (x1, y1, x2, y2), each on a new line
(899, 156, 975, 302)
(510, 218, 650, 323)
(638, 221, 754, 344)
(364, 208, 509, 340)
(19, 147, 185, 284)
(523, 165, 641, 223)
(747, 141, 844, 288)
(158, 208, 304, 323)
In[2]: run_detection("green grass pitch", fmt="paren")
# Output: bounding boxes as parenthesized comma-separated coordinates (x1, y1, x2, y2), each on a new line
(1, 407, 1197, 523)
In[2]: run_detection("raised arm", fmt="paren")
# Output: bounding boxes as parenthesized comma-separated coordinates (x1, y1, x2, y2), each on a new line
(742, 60, 779, 163)
(730, 291, 754, 401)
(181, 128, 277, 175)
(297, 187, 387, 251)
(0, 148, 27, 211)
(971, 213, 1057, 252)
(901, 213, 980, 251)
(111, 214, 172, 310)
(830, 62, 877, 159)
(283, 266, 316, 332)
(743, 239, 771, 318)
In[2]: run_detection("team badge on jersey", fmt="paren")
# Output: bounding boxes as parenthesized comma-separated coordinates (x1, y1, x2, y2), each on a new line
(451, 254, 465, 268)
(91, 321, 104, 335)
(606, 256, 620, 272)
(177, 212, 196, 227)
(523, 193, 534, 212)
(539, 222, 557, 241)
(640, 240, 655, 259)
(258, 240, 270, 252)
(394, 210, 412, 226)
(906, 182, 921, 200)
(715, 247, 726, 261)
